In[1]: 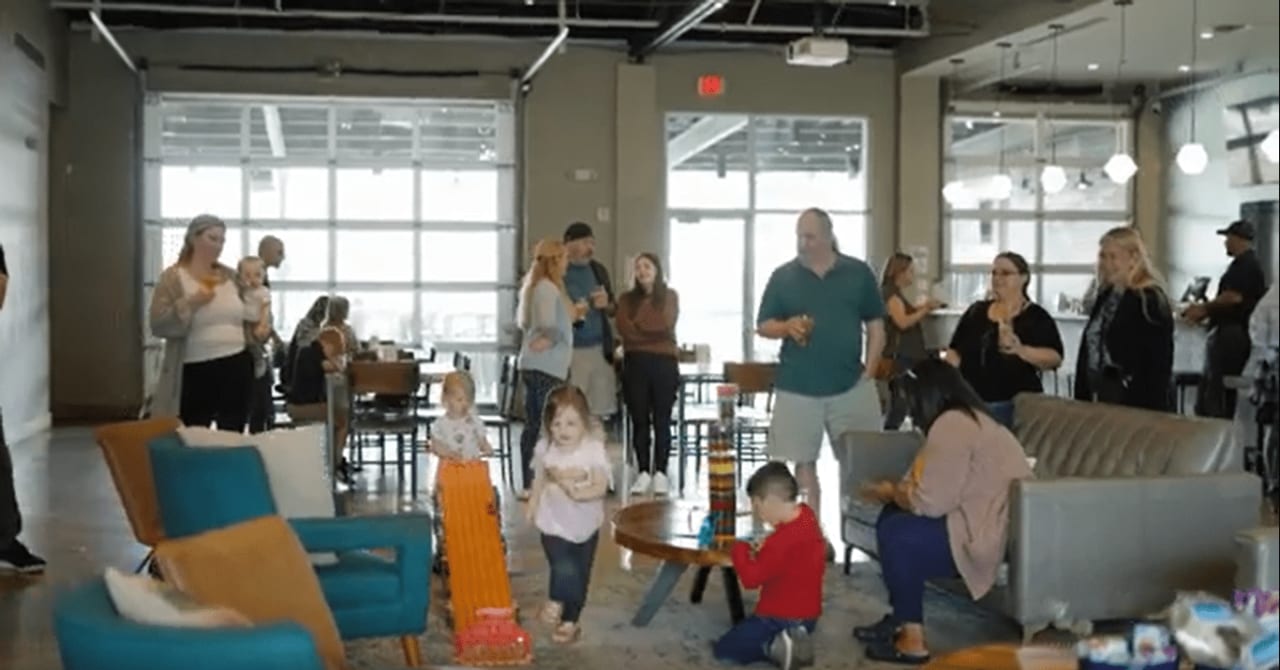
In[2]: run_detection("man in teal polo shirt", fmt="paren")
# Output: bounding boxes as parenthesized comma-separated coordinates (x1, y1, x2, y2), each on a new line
(756, 207, 885, 556)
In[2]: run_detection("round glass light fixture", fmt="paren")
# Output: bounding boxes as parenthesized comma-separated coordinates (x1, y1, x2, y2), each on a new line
(1262, 129, 1280, 164)
(1103, 153, 1138, 184)
(1176, 142, 1209, 175)
(941, 180, 967, 205)
(1040, 165, 1068, 194)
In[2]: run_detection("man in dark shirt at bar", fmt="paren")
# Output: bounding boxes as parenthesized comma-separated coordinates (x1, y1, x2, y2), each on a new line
(0, 243, 48, 573)
(1183, 220, 1269, 418)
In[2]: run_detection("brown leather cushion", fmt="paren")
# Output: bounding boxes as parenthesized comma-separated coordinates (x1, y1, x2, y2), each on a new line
(154, 516, 347, 670)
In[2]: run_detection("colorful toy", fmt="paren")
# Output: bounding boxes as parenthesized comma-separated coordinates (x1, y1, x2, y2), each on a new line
(436, 460, 532, 666)
(708, 384, 739, 547)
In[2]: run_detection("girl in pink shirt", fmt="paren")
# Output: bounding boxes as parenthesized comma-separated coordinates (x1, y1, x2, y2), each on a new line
(526, 384, 611, 644)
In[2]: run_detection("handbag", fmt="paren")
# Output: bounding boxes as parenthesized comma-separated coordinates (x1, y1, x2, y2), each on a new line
(1092, 366, 1130, 404)
(872, 356, 897, 380)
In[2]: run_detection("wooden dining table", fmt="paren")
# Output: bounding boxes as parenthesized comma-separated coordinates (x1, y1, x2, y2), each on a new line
(612, 499, 758, 627)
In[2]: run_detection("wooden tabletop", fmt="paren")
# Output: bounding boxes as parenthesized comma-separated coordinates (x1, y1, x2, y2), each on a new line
(612, 500, 755, 568)
(924, 644, 1075, 670)
(418, 362, 457, 381)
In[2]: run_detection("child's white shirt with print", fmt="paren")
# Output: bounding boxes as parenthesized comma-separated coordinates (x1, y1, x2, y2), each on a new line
(533, 437, 610, 544)
(430, 413, 488, 460)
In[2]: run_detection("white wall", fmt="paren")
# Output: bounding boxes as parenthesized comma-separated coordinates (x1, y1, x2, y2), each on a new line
(0, 1, 59, 443)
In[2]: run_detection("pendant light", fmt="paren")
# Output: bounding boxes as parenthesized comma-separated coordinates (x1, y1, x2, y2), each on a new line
(1040, 25, 1067, 195)
(1104, 0, 1139, 184)
(991, 42, 1014, 200)
(1176, 0, 1209, 175)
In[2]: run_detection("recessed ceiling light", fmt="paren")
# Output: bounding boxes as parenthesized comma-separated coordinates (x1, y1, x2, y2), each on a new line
(1087, 63, 1100, 71)
(1178, 64, 1191, 72)
(1199, 30, 1214, 39)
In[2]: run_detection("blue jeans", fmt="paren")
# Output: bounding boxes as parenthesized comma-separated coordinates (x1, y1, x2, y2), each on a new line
(713, 616, 817, 665)
(540, 531, 599, 623)
(986, 401, 1015, 429)
(876, 504, 958, 624)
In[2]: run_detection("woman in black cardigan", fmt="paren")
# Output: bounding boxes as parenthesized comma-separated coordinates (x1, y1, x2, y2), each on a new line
(1074, 227, 1175, 411)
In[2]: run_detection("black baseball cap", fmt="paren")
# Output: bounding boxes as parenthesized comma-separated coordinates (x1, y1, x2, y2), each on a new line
(1216, 220, 1255, 240)
(564, 222, 594, 242)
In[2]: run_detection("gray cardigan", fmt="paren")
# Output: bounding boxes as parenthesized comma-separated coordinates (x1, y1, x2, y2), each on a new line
(147, 263, 258, 419)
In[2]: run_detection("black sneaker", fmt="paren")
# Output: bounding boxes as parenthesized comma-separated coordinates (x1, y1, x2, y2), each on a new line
(0, 540, 46, 575)
(853, 614, 900, 642)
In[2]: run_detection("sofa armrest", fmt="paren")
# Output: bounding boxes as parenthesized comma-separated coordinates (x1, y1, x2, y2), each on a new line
(833, 431, 923, 508)
(1008, 473, 1261, 628)
(290, 514, 433, 560)
(1235, 526, 1280, 590)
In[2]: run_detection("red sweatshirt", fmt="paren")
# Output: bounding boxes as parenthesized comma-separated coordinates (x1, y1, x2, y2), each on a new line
(730, 503, 825, 620)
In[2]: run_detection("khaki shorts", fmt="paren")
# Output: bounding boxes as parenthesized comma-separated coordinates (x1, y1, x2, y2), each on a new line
(568, 347, 618, 417)
(767, 378, 881, 464)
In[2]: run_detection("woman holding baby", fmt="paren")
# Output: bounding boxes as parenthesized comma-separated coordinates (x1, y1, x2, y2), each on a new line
(148, 214, 267, 432)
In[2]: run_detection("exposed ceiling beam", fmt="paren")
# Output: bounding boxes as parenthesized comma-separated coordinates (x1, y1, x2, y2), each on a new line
(666, 115, 748, 169)
(87, 10, 138, 73)
(52, 1, 923, 38)
(631, 0, 727, 60)
(519, 26, 570, 92)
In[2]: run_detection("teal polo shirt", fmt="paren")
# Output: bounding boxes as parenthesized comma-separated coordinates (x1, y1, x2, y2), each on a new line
(756, 254, 885, 397)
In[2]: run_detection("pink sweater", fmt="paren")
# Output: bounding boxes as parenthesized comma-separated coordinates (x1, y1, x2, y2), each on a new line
(904, 409, 1033, 600)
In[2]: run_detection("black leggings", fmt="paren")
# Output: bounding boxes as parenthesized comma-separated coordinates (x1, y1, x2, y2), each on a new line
(180, 349, 254, 433)
(621, 352, 678, 475)
(519, 369, 563, 490)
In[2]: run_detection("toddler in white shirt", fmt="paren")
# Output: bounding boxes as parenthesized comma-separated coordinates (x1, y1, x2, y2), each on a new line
(429, 370, 492, 461)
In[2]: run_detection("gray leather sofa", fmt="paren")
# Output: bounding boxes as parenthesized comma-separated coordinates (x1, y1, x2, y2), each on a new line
(838, 393, 1264, 639)
(1235, 526, 1279, 590)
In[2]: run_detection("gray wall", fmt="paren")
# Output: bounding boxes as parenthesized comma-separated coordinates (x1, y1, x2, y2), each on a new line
(1163, 65, 1280, 294)
(0, 1, 62, 443)
(53, 30, 900, 418)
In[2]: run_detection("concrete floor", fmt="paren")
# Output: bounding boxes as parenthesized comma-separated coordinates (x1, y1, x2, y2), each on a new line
(8, 421, 1276, 668)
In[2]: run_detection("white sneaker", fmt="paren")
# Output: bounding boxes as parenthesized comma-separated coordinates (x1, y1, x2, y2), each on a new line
(652, 472, 671, 496)
(629, 472, 652, 495)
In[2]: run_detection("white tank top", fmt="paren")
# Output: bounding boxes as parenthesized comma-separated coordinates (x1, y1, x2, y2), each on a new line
(178, 268, 248, 364)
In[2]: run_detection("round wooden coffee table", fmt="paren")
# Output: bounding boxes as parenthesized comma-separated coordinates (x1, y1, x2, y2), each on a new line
(924, 643, 1075, 669)
(612, 499, 752, 627)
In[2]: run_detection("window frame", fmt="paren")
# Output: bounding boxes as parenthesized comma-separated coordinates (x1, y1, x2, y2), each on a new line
(140, 93, 518, 401)
(942, 109, 1134, 311)
(665, 113, 870, 362)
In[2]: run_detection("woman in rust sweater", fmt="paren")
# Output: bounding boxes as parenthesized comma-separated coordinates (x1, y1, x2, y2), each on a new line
(615, 253, 680, 496)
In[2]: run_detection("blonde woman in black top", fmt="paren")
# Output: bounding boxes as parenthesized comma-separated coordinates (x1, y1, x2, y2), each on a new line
(1074, 227, 1174, 410)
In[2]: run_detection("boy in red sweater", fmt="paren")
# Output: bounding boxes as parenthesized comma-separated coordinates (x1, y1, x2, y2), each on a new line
(713, 462, 823, 669)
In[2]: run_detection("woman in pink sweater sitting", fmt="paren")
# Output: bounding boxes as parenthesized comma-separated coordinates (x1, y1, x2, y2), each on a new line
(855, 358, 1033, 665)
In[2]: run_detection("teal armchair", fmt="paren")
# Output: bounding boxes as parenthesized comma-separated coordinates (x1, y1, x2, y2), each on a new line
(55, 579, 324, 670)
(146, 435, 433, 659)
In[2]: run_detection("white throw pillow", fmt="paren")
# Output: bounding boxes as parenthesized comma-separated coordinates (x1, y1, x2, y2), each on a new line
(103, 566, 251, 628)
(177, 424, 338, 566)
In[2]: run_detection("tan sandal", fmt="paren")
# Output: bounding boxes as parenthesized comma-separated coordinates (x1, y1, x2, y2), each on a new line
(539, 601, 563, 626)
(552, 622, 581, 644)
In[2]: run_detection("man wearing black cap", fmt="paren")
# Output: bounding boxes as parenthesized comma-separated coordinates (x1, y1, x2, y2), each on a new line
(562, 222, 618, 421)
(1183, 219, 1269, 417)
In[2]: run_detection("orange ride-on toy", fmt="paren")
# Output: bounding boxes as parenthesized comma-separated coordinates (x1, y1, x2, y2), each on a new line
(435, 460, 532, 666)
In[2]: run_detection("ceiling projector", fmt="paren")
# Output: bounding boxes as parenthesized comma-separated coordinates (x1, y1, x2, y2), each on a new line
(785, 36, 850, 67)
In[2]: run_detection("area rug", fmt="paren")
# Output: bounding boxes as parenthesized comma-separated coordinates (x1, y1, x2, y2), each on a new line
(347, 548, 1021, 669)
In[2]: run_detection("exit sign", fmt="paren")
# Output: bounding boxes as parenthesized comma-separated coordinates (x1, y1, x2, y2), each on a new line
(697, 74, 724, 98)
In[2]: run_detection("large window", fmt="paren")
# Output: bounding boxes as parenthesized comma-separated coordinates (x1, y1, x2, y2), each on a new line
(942, 113, 1132, 314)
(666, 114, 869, 363)
(142, 95, 517, 401)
